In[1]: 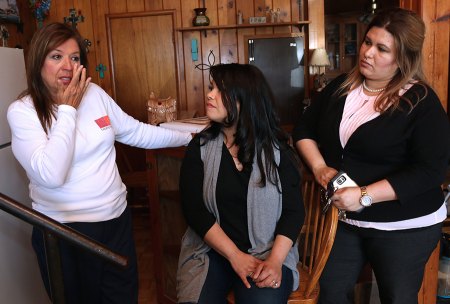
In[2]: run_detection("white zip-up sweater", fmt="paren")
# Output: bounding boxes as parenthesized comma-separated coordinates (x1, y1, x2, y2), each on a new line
(7, 83, 191, 223)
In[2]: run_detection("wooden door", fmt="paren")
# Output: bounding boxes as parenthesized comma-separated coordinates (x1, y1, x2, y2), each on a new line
(106, 10, 179, 170)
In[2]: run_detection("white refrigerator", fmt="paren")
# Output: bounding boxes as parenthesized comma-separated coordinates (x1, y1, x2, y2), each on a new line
(0, 47, 50, 303)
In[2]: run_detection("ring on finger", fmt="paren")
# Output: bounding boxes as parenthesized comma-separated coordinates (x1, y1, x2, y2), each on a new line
(248, 271, 253, 277)
(273, 281, 279, 288)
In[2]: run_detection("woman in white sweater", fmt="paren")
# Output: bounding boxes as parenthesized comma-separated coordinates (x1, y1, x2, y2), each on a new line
(7, 22, 191, 304)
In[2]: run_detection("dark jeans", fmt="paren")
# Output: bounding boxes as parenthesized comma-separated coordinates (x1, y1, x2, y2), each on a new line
(181, 249, 294, 304)
(318, 222, 442, 304)
(32, 207, 138, 304)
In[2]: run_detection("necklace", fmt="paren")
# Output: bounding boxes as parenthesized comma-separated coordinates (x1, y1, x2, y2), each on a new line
(363, 80, 386, 93)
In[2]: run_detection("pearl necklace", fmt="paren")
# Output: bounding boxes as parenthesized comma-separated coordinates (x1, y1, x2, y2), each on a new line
(363, 80, 386, 93)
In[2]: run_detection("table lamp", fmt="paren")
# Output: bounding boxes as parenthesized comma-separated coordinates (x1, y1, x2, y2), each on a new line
(310, 48, 331, 90)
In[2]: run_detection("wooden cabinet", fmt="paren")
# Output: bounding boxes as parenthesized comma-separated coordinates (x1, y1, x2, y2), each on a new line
(325, 15, 366, 79)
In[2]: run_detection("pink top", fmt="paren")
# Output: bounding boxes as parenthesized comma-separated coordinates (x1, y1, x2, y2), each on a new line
(339, 86, 380, 147)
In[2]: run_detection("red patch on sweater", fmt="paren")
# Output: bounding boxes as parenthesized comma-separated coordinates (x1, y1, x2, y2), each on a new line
(95, 116, 111, 129)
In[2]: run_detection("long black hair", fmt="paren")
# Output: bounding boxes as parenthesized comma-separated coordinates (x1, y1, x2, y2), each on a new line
(199, 63, 300, 187)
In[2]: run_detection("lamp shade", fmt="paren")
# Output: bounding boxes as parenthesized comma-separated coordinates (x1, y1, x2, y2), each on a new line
(310, 48, 331, 67)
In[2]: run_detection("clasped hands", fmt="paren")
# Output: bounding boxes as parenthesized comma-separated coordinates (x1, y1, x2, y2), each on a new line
(230, 251, 282, 289)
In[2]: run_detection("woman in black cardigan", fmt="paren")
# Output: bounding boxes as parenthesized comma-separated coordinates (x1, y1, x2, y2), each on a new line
(293, 8, 450, 304)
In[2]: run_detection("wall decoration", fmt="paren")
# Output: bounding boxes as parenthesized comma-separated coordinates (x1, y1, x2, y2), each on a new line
(63, 8, 84, 29)
(0, 0, 20, 24)
(29, 0, 51, 28)
(95, 64, 107, 79)
(194, 49, 216, 71)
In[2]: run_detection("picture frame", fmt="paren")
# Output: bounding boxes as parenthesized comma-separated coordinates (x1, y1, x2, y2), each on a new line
(0, 0, 20, 24)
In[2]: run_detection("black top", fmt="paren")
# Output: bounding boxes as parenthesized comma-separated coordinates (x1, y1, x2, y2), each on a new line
(180, 136, 304, 252)
(293, 74, 450, 222)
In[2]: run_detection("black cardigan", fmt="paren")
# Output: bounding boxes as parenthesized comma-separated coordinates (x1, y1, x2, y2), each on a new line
(293, 75, 450, 222)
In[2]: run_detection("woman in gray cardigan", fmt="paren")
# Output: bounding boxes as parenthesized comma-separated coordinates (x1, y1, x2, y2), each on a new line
(177, 63, 304, 304)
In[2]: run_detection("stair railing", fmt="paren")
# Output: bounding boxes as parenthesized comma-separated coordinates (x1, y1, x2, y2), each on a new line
(0, 192, 128, 304)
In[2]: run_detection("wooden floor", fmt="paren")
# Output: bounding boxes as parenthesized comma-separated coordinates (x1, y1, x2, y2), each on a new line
(132, 208, 159, 304)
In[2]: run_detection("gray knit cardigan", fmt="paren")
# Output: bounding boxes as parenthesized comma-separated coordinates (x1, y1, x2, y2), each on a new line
(176, 133, 299, 303)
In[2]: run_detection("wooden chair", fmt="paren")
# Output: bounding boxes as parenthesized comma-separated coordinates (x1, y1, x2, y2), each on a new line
(227, 171, 339, 304)
(115, 143, 149, 208)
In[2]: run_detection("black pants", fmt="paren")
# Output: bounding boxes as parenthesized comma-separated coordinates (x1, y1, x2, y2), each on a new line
(318, 221, 442, 304)
(32, 208, 138, 304)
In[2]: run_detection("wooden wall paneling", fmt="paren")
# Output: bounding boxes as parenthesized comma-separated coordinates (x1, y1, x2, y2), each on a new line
(182, 30, 205, 116)
(420, 0, 435, 89)
(218, 0, 238, 64)
(200, 28, 219, 112)
(254, 0, 270, 17)
(106, 11, 178, 122)
(236, 0, 255, 63)
(400, 0, 421, 14)
(401, 0, 449, 113)
(90, 0, 111, 94)
(255, 0, 274, 35)
(107, 15, 144, 114)
(219, 29, 238, 64)
(307, 0, 324, 49)
(217, 0, 236, 25)
(273, 0, 292, 34)
(291, 0, 300, 21)
(147, 12, 179, 102)
(164, 0, 182, 24)
(421, 0, 449, 111)
(163, 0, 186, 111)
(200, 0, 220, 104)
(205, 0, 218, 25)
(180, 0, 204, 115)
(48, 0, 72, 24)
(126, 0, 145, 13)
(180, 0, 196, 27)
(21, 0, 317, 122)
(145, 0, 164, 11)
(108, 0, 127, 14)
(74, 0, 97, 84)
(106, 11, 179, 174)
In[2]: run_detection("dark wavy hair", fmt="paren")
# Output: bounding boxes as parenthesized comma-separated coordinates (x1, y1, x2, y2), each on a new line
(199, 63, 300, 188)
(337, 8, 427, 112)
(19, 22, 88, 133)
